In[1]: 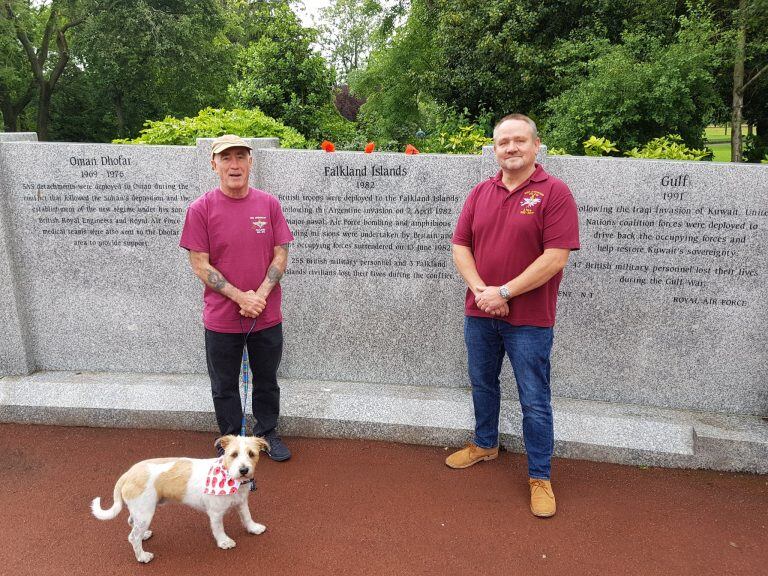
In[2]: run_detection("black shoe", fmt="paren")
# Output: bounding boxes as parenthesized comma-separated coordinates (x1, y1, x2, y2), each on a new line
(263, 429, 291, 461)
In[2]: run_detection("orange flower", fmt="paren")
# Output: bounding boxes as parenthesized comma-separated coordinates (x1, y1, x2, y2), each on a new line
(320, 140, 335, 152)
(405, 144, 419, 155)
(364, 142, 376, 154)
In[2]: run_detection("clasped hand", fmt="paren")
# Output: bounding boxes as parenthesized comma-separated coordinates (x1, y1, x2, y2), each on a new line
(238, 290, 267, 318)
(475, 285, 509, 317)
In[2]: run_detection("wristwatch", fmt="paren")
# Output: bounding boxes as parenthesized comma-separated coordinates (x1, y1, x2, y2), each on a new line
(499, 285, 510, 300)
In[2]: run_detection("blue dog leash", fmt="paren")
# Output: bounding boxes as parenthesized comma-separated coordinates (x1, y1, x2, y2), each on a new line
(240, 347, 250, 437)
(239, 316, 258, 492)
(239, 317, 258, 437)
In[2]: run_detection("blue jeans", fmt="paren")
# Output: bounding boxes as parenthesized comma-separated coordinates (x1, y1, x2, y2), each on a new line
(464, 316, 554, 480)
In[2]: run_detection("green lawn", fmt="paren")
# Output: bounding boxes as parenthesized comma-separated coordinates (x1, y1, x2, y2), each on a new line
(704, 125, 748, 161)
(708, 142, 731, 162)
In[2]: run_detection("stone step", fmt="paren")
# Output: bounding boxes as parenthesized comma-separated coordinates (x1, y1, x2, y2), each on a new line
(1, 371, 765, 473)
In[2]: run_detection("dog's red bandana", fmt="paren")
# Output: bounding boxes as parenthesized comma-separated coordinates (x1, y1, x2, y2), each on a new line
(204, 457, 241, 496)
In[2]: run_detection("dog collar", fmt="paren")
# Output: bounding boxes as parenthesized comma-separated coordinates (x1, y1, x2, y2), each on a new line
(204, 457, 246, 496)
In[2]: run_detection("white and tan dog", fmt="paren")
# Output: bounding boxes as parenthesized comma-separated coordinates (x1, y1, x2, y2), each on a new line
(91, 435, 269, 563)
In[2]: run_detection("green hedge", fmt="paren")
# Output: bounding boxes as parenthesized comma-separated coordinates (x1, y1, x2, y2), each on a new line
(113, 107, 308, 149)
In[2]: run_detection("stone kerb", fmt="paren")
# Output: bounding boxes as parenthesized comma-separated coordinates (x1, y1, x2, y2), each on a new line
(1, 141, 204, 374)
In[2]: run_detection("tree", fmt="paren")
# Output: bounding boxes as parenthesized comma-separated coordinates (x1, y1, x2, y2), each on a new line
(227, 0, 338, 140)
(315, 0, 384, 82)
(349, 0, 700, 145)
(543, 12, 722, 152)
(348, 0, 438, 142)
(421, 0, 684, 121)
(1, 0, 86, 139)
(0, 6, 34, 131)
(720, 0, 768, 160)
(73, 0, 231, 139)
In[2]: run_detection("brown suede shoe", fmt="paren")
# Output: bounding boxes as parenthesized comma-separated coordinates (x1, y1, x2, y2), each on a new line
(529, 478, 556, 517)
(445, 443, 499, 469)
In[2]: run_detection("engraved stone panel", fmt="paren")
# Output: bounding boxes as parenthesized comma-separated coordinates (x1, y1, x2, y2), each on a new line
(256, 150, 480, 387)
(1, 142, 203, 373)
(544, 156, 768, 414)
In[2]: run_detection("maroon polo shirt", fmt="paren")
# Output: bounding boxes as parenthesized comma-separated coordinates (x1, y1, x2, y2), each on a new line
(452, 164, 580, 327)
(180, 187, 294, 333)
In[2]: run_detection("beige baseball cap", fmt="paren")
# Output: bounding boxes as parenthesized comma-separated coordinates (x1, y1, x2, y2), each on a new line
(210, 134, 253, 157)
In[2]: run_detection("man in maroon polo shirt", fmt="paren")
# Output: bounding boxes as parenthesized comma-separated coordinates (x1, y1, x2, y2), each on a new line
(446, 114, 580, 518)
(180, 134, 294, 462)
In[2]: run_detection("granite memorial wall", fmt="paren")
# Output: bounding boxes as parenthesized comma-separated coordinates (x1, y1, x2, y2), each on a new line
(0, 137, 765, 417)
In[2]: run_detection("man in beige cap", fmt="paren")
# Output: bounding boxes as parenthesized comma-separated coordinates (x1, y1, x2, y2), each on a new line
(180, 134, 294, 462)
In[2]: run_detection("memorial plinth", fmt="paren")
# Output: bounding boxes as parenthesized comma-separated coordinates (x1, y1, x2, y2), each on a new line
(1, 137, 766, 473)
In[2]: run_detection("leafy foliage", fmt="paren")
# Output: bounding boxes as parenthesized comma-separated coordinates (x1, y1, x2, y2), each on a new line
(543, 12, 722, 153)
(349, 0, 437, 143)
(226, 0, 338, 141)
(583, 136, 619, 156)
(418, 106, 492, 154)
(113, 107, 308, 149)
(624, 135, 712, 160)
(742, 134, 768, 163)
(69, 0, 230, 140)
(315, 0, 384, 82)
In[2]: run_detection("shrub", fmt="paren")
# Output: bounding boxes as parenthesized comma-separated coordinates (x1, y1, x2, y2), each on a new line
(625, 135, 711, 160)
(417, 104, 492, 154)
(543, 14, 720, 153)
(421, 124, 491, 154)
(313, 104, 359, 149)
(583, 136, 619, 156)
(113, 107, 308, 149)
(743, 135, 768, 164)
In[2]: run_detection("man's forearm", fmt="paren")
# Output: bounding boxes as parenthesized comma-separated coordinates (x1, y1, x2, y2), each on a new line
(256, 244, 289, 297)
(452, 244, 485, 295)
(503, 249, 570, 299)
(196, 263, 244, 303)
(189, 251, 245, 305)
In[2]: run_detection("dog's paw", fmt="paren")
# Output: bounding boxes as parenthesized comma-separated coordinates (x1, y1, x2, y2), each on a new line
(246, 522, 266, 535)
(137, 552, 154, 563)
(217, 537, 236, 550)
(142, 530, 153, 540)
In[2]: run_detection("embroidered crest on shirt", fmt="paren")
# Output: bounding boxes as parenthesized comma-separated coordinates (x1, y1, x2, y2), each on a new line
(250, 216, 268, 234)
(520, 191, 543, 215)
(204, 457, 241, 496)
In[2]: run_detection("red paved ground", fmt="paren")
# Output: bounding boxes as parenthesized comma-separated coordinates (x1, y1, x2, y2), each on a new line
(0, 424, 765, 576)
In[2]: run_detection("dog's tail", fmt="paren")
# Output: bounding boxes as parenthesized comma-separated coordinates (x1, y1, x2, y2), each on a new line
(91, 472, 127, 520)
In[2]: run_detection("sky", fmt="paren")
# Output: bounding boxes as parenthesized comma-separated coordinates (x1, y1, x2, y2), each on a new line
(291, 0, 332, 27)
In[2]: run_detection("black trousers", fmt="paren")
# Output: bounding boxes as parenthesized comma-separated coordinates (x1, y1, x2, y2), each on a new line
(204, 323, 283, 437)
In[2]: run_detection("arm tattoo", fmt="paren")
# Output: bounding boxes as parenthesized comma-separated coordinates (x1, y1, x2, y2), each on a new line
(281, 243, 290, 252)
(206, 269, 227, 291)
(267, 265, 283, 284)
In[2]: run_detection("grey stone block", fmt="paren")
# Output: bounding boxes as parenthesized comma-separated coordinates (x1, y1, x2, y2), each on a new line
(0, 132, 37, 142)
(0, 142, 204, 374)
(1, 371, 765, 473)
(0, 143, 32, 376)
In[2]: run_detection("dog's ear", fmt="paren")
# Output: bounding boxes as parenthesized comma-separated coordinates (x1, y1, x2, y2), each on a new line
(214, 435, 235, 452)
(249, 436, 270, 454)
